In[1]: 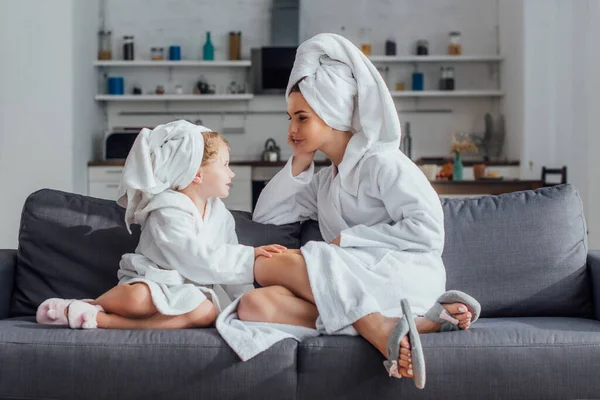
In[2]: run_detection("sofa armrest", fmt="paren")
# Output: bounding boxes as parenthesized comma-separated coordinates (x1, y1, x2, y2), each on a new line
(0, 249, 16, 320)
(588, 251, 600, 320)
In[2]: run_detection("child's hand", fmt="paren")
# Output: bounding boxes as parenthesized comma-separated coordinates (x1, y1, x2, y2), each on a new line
(329, 236, 341, 246)
(254, 244, 287, 259)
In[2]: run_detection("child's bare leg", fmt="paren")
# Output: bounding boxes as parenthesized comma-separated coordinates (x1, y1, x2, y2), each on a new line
(254, 253, 315, 303)
(238, 286, 318, 329)
(95, 299, 217, 329)
(91, 283, 158, 318)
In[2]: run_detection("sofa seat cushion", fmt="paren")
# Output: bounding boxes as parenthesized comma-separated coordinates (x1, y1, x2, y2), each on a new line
(0, 317, 298, 400)
(297, 317, 600, 400)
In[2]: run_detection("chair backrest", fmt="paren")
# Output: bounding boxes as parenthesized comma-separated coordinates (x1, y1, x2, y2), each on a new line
(541, 165, 567, 186)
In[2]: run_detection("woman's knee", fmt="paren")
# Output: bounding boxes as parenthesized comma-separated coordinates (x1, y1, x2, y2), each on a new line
(238, 289, 278, 323)
(255, 253, 305, 287)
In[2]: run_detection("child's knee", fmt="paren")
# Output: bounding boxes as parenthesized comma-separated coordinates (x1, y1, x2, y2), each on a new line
(125, 283, 156, 317)
(188, 301, 217, 327)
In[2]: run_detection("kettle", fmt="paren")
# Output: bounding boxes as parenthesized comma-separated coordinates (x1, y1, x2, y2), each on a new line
(262, 138, 281, 162)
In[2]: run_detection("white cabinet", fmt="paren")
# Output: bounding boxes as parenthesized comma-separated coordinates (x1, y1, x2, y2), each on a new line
(88, 166, 123, 200)
(88, 165, 253, 212)
(222, 166, 252, 212)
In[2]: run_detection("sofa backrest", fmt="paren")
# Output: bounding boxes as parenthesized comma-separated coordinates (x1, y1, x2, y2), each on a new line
(441, 184, 591, 318)
(298, 184, 591, 318)
(11, 185, 591, 319)
(10, 189, 300, 317)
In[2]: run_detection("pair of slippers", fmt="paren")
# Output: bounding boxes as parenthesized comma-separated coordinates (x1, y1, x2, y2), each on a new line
(384, 290, 481, 389)
(36, 298, 103, 329)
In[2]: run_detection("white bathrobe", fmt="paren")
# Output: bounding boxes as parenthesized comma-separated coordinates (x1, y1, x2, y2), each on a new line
(254, 151, 446, 334)
(216, 33, 446, 360)
(116, 120, 255, 315)
(118, 190, 255, 315)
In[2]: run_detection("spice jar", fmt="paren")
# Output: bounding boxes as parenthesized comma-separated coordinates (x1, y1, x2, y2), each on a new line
(229, 32, 241, 61)
(123, 35, 135, 60)
(416, 40, 429, 56)
(448, 31, 462, 55)
(98, 30, 112, 60)
(151, 47, 164, 61)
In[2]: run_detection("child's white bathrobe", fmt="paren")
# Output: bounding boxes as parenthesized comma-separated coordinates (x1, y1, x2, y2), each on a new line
(118, 191, 255, 314)
(117, 120, 255, 315)
(216, 34, 446, 360)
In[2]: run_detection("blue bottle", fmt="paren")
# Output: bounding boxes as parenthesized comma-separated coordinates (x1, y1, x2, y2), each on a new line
(203, 32, 214, 61)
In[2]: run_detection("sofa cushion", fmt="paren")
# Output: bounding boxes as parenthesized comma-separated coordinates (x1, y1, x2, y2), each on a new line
(11, 190, 140, 317)
(442, 184, 591, 318)
(297, 317, 600, 400)
(11, 189, 302, 317)
(0, 318, 297, 400)
(231, 210, 301, 249)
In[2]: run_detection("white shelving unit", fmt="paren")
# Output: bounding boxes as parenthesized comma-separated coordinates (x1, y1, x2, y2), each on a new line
(94, 59, 253, 102)
(390, 90, 504, 98)
(95, 94, 254, 101)
(369, 55, 504, 63)
(94, 60, 251, 67)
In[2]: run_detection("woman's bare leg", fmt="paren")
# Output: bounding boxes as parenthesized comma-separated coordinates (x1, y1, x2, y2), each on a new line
(254, 251, 473, 378)
(238, 285, 318, 329)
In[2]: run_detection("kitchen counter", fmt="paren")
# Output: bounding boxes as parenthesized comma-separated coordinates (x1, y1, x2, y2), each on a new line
(432, 179, 543, 195)
(88, 160, 333, 167)
(415, 158, 520, 167)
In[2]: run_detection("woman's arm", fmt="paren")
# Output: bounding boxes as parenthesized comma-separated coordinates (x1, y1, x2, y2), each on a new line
(339, 154, 445, 254)
(253, 156, 320, 224)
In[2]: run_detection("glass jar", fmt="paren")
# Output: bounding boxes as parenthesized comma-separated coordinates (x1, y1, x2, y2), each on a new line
(448, 31, 462, 55)
(98, 30, 112, 60)
(123, 35, 135, 60)
(151, 47, 164, 61)
(416, 40, 429, 56)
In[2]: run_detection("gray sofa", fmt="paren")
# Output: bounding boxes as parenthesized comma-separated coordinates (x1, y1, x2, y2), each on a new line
(1, 184, 599, 400)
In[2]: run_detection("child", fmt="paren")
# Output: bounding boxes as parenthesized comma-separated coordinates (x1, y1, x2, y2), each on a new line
(36, 120, 285, 330)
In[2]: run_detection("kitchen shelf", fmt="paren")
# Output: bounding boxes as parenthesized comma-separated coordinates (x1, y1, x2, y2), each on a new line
(390, 90, 504, 98)
(369, 55, 504, 63)
(95, 94, 254, 101)
(94, 60, 251, 67)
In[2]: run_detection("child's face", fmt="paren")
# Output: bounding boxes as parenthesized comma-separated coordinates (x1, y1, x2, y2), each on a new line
(197, 145, 235, 199)
(287, 92, 333, 153)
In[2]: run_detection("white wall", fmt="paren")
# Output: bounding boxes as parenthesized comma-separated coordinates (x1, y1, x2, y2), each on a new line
(103, 0, 506, 162)
(0, 1, 76, 249)
(518, 0, 599, 247)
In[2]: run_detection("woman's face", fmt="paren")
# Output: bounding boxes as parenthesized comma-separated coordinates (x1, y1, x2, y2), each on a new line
(287, 92, 333, 153)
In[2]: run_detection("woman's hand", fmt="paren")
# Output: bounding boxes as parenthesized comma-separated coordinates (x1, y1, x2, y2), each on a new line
(254, 244, 287, 259)
(329, 236, 341, 246)
(288, 133, 316, 176)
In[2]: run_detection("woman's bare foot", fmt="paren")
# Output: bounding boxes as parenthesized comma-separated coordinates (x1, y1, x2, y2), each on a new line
(417, 302, 473, 332)
(353, 314, 414, 378)
(353, 302, 473, 379)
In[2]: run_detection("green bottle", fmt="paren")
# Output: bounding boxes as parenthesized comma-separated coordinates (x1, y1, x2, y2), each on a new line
(203, 31, 214, 61)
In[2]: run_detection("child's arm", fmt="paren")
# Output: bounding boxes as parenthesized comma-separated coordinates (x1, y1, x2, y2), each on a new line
(253, 157, 320, 225)
(146, 209, 255, 286)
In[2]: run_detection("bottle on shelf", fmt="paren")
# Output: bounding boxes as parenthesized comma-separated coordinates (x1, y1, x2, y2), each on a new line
(203, 31, 214, 61)
(123, 35, 135, 60)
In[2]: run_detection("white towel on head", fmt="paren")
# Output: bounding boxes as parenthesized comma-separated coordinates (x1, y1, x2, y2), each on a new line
(116, 119, 212, 232)
(286, 33, 401, 196)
